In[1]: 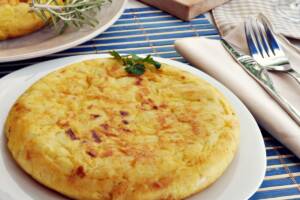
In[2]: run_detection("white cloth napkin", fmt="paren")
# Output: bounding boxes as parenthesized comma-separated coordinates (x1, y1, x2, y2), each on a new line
(175, 24, 300, 157)
(213, 0, 300, 39)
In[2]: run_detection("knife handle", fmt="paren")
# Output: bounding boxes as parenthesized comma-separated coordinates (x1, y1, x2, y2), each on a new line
(261, 81, 300, 126)
(288, 70, 300, 85)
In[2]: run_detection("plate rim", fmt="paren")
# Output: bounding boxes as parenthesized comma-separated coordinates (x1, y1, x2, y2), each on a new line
(0, 0, 127, 63)
(0, 54, 267, 200)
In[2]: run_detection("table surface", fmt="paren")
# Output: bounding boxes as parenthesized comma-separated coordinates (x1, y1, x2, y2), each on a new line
(1, 1, 300, 199)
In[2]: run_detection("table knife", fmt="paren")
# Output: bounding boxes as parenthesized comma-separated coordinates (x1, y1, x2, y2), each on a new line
(221, 39, 300, 126)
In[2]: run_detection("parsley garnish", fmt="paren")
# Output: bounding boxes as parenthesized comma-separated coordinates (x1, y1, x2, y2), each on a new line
(110, 51, 161, 76)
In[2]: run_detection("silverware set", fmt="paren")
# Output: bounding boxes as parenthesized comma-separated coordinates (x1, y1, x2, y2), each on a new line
(221, 14, 300, 125)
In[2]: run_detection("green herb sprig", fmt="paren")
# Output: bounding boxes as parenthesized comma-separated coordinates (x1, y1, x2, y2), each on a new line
(110, 51, 161, 76)
(30, 0, 111, 33)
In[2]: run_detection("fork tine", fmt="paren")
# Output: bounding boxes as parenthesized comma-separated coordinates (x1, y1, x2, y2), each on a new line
(251, 18, 271, 59)
(255, 19, 271, 57)
(250, 18, 264, 57)
(245, 18, 268, 59)
(259, 16, 283, 56)
(245, 19, 259, 57)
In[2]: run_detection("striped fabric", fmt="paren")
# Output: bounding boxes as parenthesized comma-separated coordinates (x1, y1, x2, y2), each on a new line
(1, 6, 300, 200)
(213, 0, 300, 39)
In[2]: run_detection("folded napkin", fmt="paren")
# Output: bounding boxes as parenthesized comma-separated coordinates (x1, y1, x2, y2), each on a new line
(213, 0, 300, 39)
(175, 24, 300, 157)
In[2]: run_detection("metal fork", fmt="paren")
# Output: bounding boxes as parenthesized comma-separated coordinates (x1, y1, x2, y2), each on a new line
(245, 16, 300, 125)
(245, 15, 300, 85)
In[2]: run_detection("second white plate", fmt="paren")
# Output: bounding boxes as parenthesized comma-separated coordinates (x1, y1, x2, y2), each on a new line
(0, 55, 266, 200)
(0, 0, 126, 63)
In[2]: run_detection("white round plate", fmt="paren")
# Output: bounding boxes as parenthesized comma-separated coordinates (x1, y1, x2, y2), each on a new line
(0, 55, 266, 200)
(0, 0, 126, 63)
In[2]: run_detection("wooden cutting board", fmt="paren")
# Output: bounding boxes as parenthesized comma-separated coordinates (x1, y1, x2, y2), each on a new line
(139, 0, 230, 21)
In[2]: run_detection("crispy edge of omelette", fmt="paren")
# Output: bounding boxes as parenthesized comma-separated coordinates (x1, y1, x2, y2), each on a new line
(0, 0, 46, 40)
(5, 58, 240, 200)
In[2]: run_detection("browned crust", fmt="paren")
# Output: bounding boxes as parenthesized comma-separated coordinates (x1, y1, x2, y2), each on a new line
(0, 2, 45, 40)
(5, 58, 240, 200)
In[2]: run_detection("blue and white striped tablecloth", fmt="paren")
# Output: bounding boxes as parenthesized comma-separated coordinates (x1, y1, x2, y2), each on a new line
(1, 6, 300, 200)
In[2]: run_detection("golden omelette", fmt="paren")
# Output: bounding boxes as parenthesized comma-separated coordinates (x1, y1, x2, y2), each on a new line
(0, 0, 46, 40)
(5, 58, 239, 200)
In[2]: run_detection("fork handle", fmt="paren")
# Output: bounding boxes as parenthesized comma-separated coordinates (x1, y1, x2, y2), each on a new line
(288, 70, 300, 85)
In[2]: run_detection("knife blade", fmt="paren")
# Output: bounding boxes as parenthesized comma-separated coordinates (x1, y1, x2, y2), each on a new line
(221, 38, 300, 126)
